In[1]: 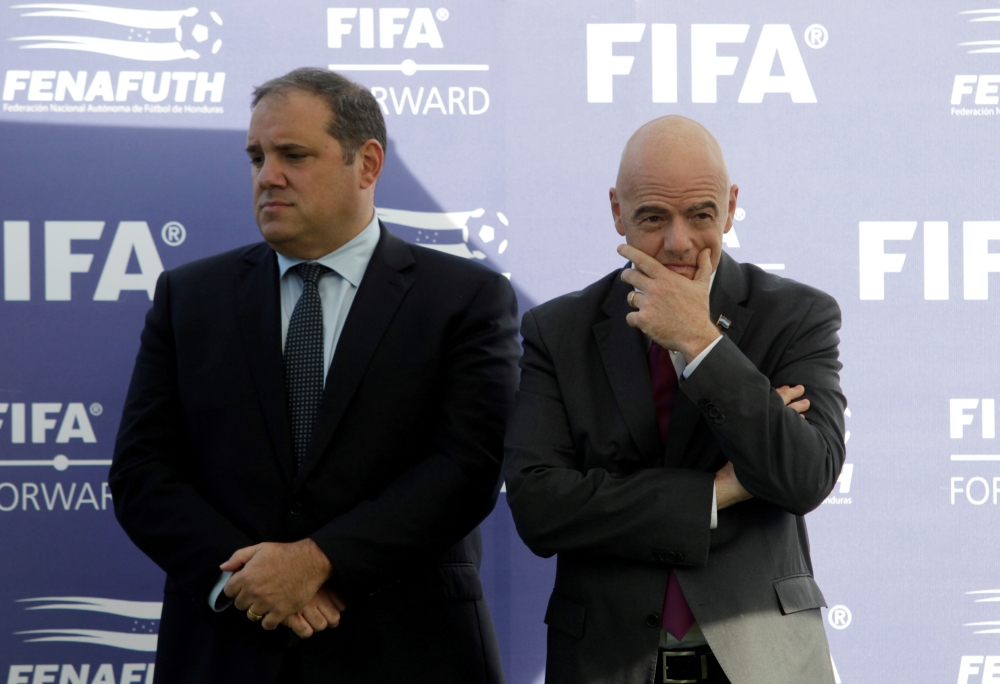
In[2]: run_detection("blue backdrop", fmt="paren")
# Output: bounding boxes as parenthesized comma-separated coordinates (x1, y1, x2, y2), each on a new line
(3, 2, 1000, 682)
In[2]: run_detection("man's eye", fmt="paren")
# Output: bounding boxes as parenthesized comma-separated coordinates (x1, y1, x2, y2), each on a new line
(287, 153, 306, 160)
(249, 156, 262, 165)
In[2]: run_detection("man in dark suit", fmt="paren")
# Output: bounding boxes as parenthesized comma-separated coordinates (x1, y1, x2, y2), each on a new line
(504, 116, 845, 684)
(109, 67, 518, 683)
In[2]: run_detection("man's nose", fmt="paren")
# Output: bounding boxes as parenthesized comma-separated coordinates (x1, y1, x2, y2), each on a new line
(661, 219, 694, 256)
(256, 156, 286, 189)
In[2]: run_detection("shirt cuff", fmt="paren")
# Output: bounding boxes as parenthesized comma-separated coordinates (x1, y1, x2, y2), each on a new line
(710, 484, 718, 530)
(208, 571, 233, 612)
(682, 335, 723, 379)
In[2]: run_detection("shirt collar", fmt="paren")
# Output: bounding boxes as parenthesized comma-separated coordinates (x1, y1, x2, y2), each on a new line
(276, 210, 380, 287)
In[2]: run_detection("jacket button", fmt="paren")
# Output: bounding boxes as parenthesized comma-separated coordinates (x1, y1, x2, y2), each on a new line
(289, 502, 303, 516)
(646, 614, 661, 627)
(697, 398, 709, 409)
(666, 551, 683, 563)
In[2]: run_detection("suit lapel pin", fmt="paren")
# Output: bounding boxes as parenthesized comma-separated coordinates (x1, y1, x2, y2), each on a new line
(716, 314, 731, 331)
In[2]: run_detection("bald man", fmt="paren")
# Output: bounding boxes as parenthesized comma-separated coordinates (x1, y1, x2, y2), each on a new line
(504, 116, 845, 684)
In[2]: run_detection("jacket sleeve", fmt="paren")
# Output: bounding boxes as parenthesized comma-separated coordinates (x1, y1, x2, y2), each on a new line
(680, 293, 846, 515)
(503, 309, 715, 567)
(308, 273, 520, 596)
(109, 271, 254, 609)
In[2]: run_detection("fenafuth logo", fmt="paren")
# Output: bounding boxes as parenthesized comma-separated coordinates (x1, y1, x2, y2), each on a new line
(956, 588, 1000, 682)
(951, 9, 1000, 117)
(2, 3, 227, 115)
(6, 596, 161, 683)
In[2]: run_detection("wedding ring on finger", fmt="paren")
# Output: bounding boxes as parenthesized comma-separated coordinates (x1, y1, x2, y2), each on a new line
(627, 291, 637, 308)
(247, 609, 264, 622)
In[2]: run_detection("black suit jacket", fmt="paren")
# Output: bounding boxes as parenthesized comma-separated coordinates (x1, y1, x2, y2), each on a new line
(504, 252, 845, 684)
(110, 224, 519, 683)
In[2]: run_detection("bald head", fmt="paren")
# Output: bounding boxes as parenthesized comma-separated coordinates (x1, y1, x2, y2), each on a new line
(616, 115, 729, 196)
(610, 115, 738, 278)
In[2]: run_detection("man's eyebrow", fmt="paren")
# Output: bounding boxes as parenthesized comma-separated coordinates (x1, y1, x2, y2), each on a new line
(244, 142, 310, 154)
(685, 201, 719, 214)
(631, 204, 670, 220)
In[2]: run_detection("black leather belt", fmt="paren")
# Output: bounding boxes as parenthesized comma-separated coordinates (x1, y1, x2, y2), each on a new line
(654, 646, 729, 684)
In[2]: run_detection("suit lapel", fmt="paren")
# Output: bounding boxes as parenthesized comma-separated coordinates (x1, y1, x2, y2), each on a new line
(709, 251, 753, 349)
(295, 225, 415, 486)
(594, 273, 664, 464)
(663, 251, 754, 467)
(234, 244, 295, 485)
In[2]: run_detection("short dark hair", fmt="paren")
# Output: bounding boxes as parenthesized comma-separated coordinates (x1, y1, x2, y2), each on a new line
(251, 67, 387, 164)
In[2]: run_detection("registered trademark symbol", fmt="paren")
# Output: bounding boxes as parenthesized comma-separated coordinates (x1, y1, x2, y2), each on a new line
(734, 208, 746, 221)
(804, 24, 828, 49)
(827, 604, 852, 629)
(436, 8, 449, 21)
(161, 221, 187, 246)
(89, 403, 103, 417)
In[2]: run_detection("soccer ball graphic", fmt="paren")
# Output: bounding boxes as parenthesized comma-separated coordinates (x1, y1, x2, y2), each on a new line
(178, 9, 223, 57)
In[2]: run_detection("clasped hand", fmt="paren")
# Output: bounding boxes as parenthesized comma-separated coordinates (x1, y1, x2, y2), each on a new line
(221, 538, 344, 638)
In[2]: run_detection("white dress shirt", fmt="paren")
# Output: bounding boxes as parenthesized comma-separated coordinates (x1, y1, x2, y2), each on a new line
(207, 211, 381, 611)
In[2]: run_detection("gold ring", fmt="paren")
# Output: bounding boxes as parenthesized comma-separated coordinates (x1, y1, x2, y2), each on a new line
(247, 609, 264, 622)
(627, 291, 636, 308)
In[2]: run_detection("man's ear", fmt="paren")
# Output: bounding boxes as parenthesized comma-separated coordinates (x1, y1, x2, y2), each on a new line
(723, 184, 739, 234)
(610, 187, 625, 237)
(358, 139, 384, 190)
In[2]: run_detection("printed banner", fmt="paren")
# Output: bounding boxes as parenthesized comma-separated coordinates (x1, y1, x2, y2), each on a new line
(2, 1, 1000, 682)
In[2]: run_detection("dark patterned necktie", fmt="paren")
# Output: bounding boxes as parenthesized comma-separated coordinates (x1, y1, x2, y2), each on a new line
(648, 342, 697, 641)
(285, 262, 330, 472)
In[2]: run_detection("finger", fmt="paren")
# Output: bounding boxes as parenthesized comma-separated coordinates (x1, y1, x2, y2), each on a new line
(788, 398, 810, 415)
(627, 290, 645, 310)
(262, 610, 285, 631)
(774, 385, 804, 405)
(620, 265, 653, 292)
(233, 590, 252, 612)
(775, 385, 805, 406)
(314, 591, 343, 627)
(327, 589, 347, 613)
(617, 244, 663, 278)
(220, 544, 260, 572)
(694, 248, 713, 283)
(283, 613, 314, 639)
(222, 573, 241, 599)
(624, 311, 642, 330)
(300, 602, 329, 632)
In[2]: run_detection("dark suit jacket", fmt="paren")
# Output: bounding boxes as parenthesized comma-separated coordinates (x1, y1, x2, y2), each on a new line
(110, 224, 519, 684)
(504, 252, 845, 684)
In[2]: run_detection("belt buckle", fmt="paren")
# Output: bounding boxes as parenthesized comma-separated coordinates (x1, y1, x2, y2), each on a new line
(661, 650, 702, 684)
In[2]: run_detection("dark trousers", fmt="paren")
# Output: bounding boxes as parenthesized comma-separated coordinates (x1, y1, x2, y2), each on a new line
(276, 649, 303, 684)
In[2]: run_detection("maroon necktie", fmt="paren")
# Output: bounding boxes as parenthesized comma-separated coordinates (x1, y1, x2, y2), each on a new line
(648, 342, 697, 641)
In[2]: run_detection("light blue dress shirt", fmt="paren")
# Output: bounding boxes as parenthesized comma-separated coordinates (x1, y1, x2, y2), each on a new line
(207, 211, 381, 612)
